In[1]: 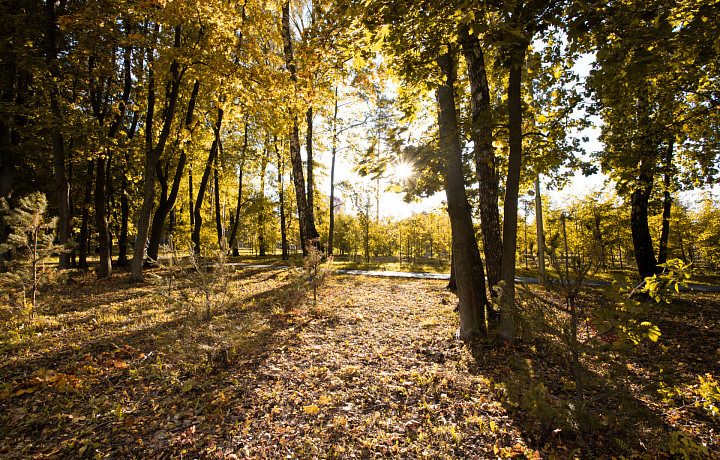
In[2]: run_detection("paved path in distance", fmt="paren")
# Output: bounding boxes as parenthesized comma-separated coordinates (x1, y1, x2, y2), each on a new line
(230, 263, 720, 293)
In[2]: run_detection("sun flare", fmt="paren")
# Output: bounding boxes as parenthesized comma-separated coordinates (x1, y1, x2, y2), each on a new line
(392, 161, 414, 180)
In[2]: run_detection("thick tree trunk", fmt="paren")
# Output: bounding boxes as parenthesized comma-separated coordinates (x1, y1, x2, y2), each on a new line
(130, 26, 182, 281)
(630, 85, 660, 281)
(461, 33, 503, 292)
(498, 47, 526, 341)
(436, 50, 488, 341)
(192, 107, 223, 254)
(282, 1, 319, 255)
(631, 162, 659, 279)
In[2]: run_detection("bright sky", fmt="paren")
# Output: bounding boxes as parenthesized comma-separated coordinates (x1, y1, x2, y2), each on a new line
(319, 51, 716, 221)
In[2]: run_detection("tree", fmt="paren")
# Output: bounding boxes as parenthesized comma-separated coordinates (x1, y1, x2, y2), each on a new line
(130, 24, 184, 281)
(436, 49, 491, 339)
(281, 0, 319, 254)
(581, 0, 720, 279)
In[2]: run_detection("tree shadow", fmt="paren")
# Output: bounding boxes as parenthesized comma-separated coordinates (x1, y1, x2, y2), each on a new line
(467, 288, 720, 457)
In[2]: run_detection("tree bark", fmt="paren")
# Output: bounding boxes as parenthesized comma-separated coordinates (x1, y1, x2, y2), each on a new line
(188, 170, 194, 228)
(147, 79, 200, 261)
(78, 160, 94, 269)
(214, 144, 223, 245)
(282, 1, 319, 255)
(276, 139, 288, 260)
(45, 0, 71, 270)
(534, 176, 546, 283)
(328, 92, 338, 256)
(306, 107, 316, 234)
(631, 85, 660, 280)
(657, 140, 674, 265)
(117, 113, 138, 267)
(631, 161, 659, 279)
(228, 119, 249, 256)
(95, 156, 111, 276)
(192, 107, 223, 254)
(461, 32, 503, 292)
(436, 50, 488, 341)
(258, 143, 269, 257)
(499, 46, 526, 341)
(130, 26, 182, 281)
(0, 121, 16, 270)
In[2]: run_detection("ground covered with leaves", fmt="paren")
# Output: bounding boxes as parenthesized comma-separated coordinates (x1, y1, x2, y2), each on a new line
(0, 265, 719, 459)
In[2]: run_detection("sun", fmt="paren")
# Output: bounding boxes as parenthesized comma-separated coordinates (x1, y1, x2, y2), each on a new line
(392, 161, 414, 180)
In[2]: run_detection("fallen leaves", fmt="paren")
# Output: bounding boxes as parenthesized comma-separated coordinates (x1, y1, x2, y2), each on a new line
(1, 268, 719, 458)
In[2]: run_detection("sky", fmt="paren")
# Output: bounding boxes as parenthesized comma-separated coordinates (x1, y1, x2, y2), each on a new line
(318, 51, 717, 221)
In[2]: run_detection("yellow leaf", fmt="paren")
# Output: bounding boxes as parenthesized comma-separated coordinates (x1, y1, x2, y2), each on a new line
(318, 395, 331, 406)
(537, 114, 547, 123)
(304, 404, 320, 415)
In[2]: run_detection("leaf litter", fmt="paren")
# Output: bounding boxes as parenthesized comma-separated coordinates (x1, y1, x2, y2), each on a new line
(0, 267, 718, 458)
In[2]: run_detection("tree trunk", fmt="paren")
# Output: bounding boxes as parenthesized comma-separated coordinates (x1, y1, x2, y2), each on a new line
(118, 165, 130, 266)
(95, 156, 111, 276)
(228, 119, 248, 257)
(118, 113, 139, 267)
(328, 91, 338, 256)
(0, 121, 16, 270)
(534, 176, 546, 283)
(630, 85, 660, 281)
(436, 50, 488, 341)
(188, 170, 194, 228)
(130, 26, 182, 281)
(461, 32, 503, 292)
(258, 142, 269, 257)
(282, 0, 318, 255)
(147, 79, 199, 261)
(45, 0, 71, 270)
(631, 163, 658, 279)
(276, 138, 289, 260)
(214, 146, 223, 245)
(92, 45, 131, 277)
(79, 160, 94, 269)
(447, 246, 457, 290)
(499, 46, 526, 341)
(306, 106, 316, 233)
(657, 141, 674, 265)
(192, 107, 223, 254)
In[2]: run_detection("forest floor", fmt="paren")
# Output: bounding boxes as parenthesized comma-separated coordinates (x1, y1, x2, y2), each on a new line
(0, 265, 719, 459)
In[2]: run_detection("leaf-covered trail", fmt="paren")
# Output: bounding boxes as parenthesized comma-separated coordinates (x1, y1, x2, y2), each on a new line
(230, 277, 531, 458)
(0, 271, 536, 459)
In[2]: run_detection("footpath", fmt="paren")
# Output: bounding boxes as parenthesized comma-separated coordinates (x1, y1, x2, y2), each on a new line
(230, 263, 720, 293)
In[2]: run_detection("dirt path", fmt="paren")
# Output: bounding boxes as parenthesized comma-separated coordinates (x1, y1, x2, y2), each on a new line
(218, 276, 532, 458)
